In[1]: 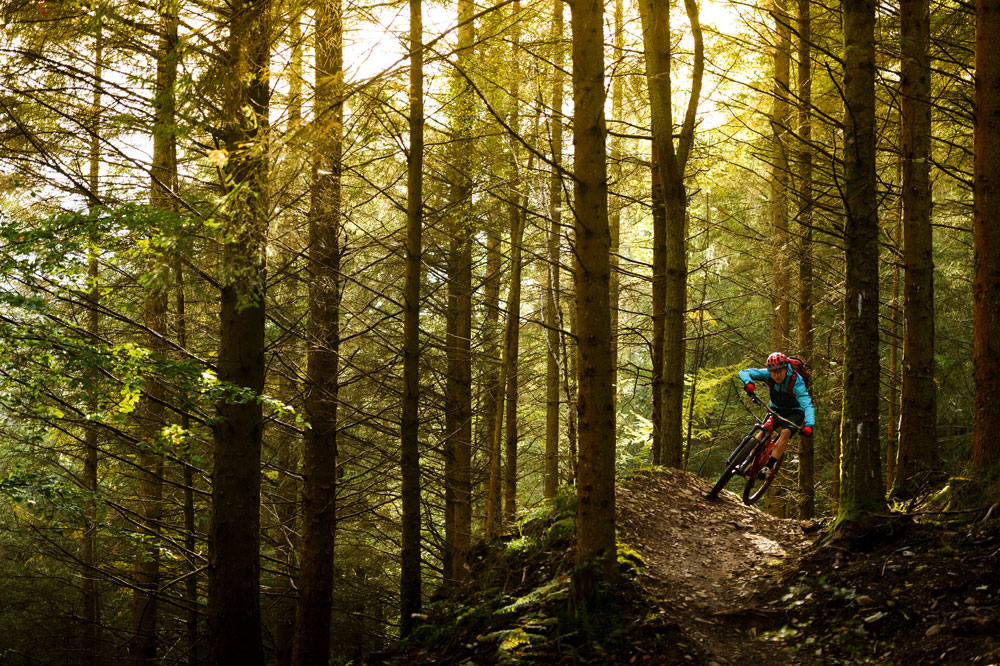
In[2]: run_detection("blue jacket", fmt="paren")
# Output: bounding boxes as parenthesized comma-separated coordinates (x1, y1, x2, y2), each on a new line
(738, 367, 815, 427)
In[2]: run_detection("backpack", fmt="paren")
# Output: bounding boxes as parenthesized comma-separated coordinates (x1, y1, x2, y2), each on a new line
(769, 356, 811, 391)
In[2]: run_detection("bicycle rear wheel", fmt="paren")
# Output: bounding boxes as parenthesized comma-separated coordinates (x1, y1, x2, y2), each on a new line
(708, 435, 756, 499)
(742, 456, 782, 505)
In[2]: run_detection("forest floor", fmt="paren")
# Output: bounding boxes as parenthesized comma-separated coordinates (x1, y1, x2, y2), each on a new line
(617, 468, 1000, 665)
(369, 468, 1000, 666)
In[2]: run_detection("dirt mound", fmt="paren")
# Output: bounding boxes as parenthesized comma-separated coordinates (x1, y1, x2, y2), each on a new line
(371, 467, 999, 666)
(618, 467, 1000, 666)
(618, 468, 818, 665)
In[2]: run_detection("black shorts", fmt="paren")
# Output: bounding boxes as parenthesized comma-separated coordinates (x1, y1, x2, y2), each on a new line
(765, 408, 805, 433)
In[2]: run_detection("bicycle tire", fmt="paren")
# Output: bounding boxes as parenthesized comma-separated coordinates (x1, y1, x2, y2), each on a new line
(708, 435, 757, 499)
(742, 456, 782, 505)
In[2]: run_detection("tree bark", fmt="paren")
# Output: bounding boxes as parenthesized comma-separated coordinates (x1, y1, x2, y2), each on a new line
(973, 0, 1000, 472)
(650, 144, 665, 466)
(130, 2, 179, 659)
(443, 0, 474, 586)
(274, 13, 303, 666)
(82, 20, 103, 666)
(174, 262, 201, 666)
(503, 34, 525, 528)
(502, 203, 524, 530)
(837, 0, 884, 523)
(766, 0, 793, 517)
(570, 0, 618, 588)
(887, 177, 902, 491)
(610, 0, 623, 415)
(543, 0, 564, 500)
(292, 0, 343, 661)
(481, 227, 503, 529)
(795, 0, 815, 519)
(207, 1, 270, 663)
(771, 0, 792, 353)
(399, 0, 424, 636)
(893, 0, 937, 496)
(639, 0, 704, 467)
(638, 0, 702, 469)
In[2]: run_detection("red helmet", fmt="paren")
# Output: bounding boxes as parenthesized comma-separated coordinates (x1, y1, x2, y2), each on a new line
(766, 352, 789, 369)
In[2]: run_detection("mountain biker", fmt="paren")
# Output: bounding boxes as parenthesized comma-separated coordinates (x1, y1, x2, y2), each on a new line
(737, 352, 815, 478)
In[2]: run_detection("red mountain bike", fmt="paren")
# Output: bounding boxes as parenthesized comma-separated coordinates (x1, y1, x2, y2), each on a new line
(707, 393, 800, 505)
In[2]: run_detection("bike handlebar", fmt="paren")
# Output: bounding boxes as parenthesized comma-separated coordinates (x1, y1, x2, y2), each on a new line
(747, 392, 801, 432)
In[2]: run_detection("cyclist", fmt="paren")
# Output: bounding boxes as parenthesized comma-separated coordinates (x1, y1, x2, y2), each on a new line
(737, 352, 815, 478)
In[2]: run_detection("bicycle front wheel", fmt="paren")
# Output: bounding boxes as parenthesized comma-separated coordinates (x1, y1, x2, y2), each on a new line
(708, 435, 756, 499)
(742, 456, 782, 505)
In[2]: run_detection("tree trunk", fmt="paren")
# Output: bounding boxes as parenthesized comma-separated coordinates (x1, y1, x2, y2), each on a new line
(487, 207, 524, 535)
(639, 0, 702, 470)
(837, 0, 884, 523)
(770, 0, 791, 353)
(207, 1, 270, 663)
(887, 177, 902, 491)
(480, 227, 502, 525)
(274, 14, 303, 666)
(610, 0, 623, 415)
(444, 0, 475, 586)
(543, 0, 564, 499)
(82, 21, 103, 666)
(562, 297, 578, 484)
(399, 0, 424, 636)
(766, 0, 792, 518)
(650, 144, 665, 466)
(885, 164, 903, 490)
(502, 206, 524, 529)
(893, 0, 937, 496)
(292, 0, 343, 660)
(130, 3, 179, 659)
(795, 0, 815, 519)
(174, 262, 201, 666)
(503, 46, 525, 528)
(972, 0, 1000, 472)
(570, 0, 618, 588)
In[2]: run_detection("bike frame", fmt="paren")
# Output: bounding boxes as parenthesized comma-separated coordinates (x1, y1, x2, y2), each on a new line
(708, 393, 802, 504)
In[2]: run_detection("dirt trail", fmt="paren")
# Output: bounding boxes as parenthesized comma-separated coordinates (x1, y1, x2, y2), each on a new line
(617, 468, 818, 665)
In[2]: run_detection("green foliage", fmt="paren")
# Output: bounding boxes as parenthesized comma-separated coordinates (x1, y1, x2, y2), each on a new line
(616, 540, 646, 577)
(0, 467, 97, 528)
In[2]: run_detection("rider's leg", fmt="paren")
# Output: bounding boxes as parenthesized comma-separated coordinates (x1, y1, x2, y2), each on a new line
(770, 427, 793, 462)
(756, 416, 775, 443)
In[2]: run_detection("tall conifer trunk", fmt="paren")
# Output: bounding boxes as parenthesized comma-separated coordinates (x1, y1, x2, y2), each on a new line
(650, 145, 665, 466)
(893, 0, 937, 495)
(174, 261, 201, 666)
(503, 17, 525, 528)
(503, 185, 525, 529)
(400, 0, 424, 636)
(770, 0, 791, 354)
(292, 0, 343, 661)
(444, 0, 475, 586)
(766, 0, 792, 517)
(207, 1, 270, 663)
(972, 0, 1000, 472)
(82, 21, 103, 666)
(838, 0, 884, 522)
(130, 3, 179, 659)
(570, 0, 617, 590)
(638, 0, 702, 469)
(795, 0, 815, 519)
(480, 227, 502, 525)
(543, 0, 564, 499)
(274, 14, 303, 666)
(610, 0, 623, 414)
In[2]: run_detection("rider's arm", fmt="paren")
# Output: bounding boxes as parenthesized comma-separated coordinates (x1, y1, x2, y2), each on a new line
(737, 368, 771, 388)
(792, 378, 816, 427)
